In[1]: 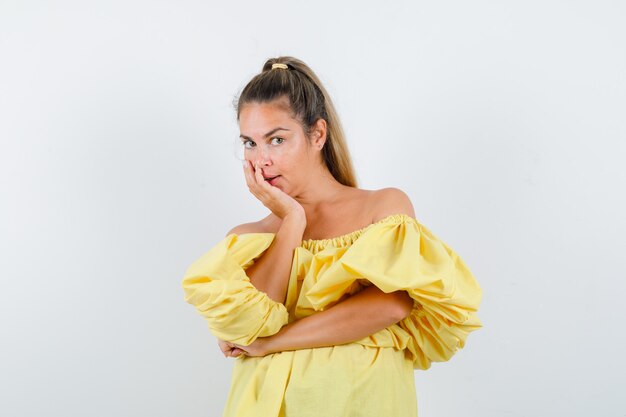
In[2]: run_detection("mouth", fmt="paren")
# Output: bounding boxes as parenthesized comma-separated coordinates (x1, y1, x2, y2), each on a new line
(264, 175, 281, 185)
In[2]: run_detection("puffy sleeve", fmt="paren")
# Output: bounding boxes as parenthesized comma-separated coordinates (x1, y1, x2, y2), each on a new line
(181, 233, 289, 346)
(305, 215, 483, 370)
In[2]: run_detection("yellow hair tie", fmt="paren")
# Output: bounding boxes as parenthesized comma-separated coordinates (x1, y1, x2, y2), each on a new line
(271, 63, 288, 70)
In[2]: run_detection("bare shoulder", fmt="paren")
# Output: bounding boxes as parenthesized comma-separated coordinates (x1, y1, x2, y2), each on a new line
(225, 214, 277, 237)
(370, 187, 416, 222)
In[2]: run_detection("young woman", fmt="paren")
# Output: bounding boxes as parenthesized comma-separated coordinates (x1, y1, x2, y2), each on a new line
(182, 56, 483, 417)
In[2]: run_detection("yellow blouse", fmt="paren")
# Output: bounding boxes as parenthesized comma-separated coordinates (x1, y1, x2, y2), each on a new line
(182, 213, 483, 417)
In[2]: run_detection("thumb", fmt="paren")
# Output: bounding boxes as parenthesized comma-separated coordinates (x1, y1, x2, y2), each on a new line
(231, 348, 245, 356)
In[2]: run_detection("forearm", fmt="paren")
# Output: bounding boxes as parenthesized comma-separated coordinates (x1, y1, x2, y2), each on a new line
(246, 213, 306, 304)
(264, 285, 414, 352)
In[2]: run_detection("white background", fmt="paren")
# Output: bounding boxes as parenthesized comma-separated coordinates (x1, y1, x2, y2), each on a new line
(1, 1, 625, 416)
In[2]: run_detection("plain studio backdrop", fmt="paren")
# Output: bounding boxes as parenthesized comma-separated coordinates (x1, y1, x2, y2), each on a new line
(1, 1, 624, 416)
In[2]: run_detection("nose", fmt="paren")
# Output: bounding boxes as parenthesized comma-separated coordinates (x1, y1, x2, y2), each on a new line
(257, 146, 272, 166)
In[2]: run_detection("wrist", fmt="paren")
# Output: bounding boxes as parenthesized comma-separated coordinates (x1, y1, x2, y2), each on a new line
(262, 334, 281, 355)
(264, 323, 291, 354)
(283, 210, 306, 228)
(278, 213, 306, 239)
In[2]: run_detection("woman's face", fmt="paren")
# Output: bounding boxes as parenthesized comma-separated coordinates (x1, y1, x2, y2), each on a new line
(238, 98, 324, 195)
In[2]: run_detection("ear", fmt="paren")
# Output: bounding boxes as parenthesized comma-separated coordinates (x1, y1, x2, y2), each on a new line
(311, 118, 327, 150)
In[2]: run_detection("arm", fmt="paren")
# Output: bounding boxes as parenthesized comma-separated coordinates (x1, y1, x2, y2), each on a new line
(235, 188, 417, 353)
(258, 284, 414, 354)
(229, 211, 306, 304)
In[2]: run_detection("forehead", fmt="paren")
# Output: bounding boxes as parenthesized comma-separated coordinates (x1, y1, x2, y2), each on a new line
(239, 100, 298, 133)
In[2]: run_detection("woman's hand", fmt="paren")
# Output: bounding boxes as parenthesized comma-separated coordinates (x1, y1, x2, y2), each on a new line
(230, 337, 272, 357)
(217, 337, 274, 358)
(217, 338, 245, 358)
(243, 160, 305, 220)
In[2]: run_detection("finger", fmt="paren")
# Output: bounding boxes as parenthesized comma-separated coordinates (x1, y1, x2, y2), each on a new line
(225, 348, 241, 358)
(219, 347, 230, 356)
(251, 162, 272, 199)
(251, 162, 263, 188)
(242, 160, 254, 189)
(253, 162, 276, 195)
(253, 162, 264, 182)
(254, 162, 275, 190)
(245, 161, 265, 198)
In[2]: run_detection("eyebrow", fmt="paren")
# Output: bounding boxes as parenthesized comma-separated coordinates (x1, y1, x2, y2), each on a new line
(239, 127, 291, 141)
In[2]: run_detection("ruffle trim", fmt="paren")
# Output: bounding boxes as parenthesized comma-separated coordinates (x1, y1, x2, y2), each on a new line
(300, 213, 417, 253)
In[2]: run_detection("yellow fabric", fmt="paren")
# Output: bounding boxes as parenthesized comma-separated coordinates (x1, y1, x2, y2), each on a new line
(182, 213, 483, 416)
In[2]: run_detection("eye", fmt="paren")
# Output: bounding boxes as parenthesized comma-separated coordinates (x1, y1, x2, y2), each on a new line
(271, 137, 284, 145)
(242, 139, 255, 149)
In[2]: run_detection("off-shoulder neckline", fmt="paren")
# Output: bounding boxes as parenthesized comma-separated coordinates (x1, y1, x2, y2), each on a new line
(300, 213, 416, 245)
(231, 213, 417, 252)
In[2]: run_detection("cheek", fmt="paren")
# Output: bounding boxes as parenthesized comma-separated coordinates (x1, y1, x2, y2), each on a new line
(277, 150, 303, 172)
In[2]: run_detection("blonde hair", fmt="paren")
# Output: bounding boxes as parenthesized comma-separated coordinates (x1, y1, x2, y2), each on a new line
(233, 56, 358, 187)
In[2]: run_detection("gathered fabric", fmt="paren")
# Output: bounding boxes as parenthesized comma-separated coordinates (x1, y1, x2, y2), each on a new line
(182, 213, 483, 416)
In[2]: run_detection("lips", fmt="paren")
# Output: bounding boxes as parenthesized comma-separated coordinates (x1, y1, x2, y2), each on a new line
(265, 175, 281, 186)
(263, 175, 280, 181)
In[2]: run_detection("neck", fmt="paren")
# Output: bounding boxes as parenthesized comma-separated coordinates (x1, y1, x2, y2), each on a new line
(293, 164, 349, 219)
